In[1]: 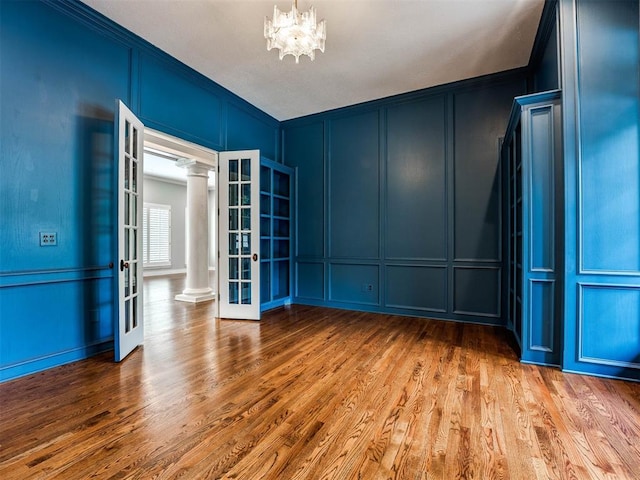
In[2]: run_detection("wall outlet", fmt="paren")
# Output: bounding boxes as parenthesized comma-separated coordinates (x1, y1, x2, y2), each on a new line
(39, 232, 57, 246)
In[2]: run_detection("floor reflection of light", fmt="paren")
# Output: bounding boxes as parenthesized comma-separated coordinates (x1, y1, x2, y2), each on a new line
(135, 276, 266, 447)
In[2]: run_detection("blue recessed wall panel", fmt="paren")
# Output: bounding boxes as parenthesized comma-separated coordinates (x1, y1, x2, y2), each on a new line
(139, 53, 223, 149)
(453, 267, 501, 318)
(386, 266, 447, 313)
(579, 285, 640, 368)
(386, 97, 447, 261)
(530, 280, 556, 353)
(533, 19, 560, 93)
(330, 264, 379, 306)
(284, 122, 325, 258)
(1, 278, 113, 381)
(577, 0, 640, 273)
(454, 81, 524, 262)
(329, 111, 380, 259)
(226, 103, 279, 161)
(296, 262, 324, 300)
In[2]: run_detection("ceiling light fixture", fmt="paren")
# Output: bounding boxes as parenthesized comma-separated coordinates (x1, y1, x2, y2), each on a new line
(264, 0, 326, 64)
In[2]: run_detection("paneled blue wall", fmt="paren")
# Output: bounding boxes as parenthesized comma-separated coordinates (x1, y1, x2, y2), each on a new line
(0, 0, 279, 381)
(534, 20, 559, 92)
(138, 54, 224, 148)
(559, 0, 640, 380)
(4, 0, 636, 384)
(530, 2, 560, 93)
(283, 73, 527, 323)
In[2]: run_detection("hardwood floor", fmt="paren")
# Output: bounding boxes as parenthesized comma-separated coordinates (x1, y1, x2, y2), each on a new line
(1, 276, 639, 479)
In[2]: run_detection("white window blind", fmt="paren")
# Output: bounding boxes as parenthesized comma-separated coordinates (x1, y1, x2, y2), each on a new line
(143, 203, 171, 267)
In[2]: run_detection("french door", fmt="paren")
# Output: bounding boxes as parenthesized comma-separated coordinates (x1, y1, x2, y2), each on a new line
(115, 100, 144, 361)
(218, 150, 261, 320)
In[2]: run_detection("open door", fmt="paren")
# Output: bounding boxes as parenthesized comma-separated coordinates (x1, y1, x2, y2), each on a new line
(218, 150, 261, 320)
(115, 100, 144, 361)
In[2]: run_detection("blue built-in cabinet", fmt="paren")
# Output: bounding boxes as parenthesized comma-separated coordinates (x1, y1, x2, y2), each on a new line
(503, 91, 563, 367)
(529, 0, 640, 381)
(283, 73, 527, 324)
(558, 0, 640, 381)
(0, 0, 279, 381)
(260, 158, 294, 312)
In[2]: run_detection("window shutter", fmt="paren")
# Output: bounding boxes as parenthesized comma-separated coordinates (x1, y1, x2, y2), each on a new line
(143, 203, 171, 267)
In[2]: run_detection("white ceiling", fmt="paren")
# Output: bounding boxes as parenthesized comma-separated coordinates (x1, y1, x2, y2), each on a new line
(144, 150, 216, 186)
(143, 150, 186, 184)
(81, 0, 545, 121)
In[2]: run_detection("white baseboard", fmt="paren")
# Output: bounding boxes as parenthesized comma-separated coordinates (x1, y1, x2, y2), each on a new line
(144, 267, 215, 278)
(143, 268, 186, 278)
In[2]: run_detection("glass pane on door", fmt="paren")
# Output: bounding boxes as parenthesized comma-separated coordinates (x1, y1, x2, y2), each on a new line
(227, 157, 253, 306)
(122, 120, 138, 339)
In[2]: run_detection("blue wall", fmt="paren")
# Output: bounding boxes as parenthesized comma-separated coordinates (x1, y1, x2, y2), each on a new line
(283, 73, 527, 323)
(3, 0, 638, 384)
(559, 0, 640, 380)
(528, 1, 561, 94)
(0, 0, 279, 381)
(536, 19, 559, 92)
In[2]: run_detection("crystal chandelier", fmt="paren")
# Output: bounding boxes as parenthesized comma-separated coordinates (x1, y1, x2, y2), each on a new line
(264, 0, 326, 63)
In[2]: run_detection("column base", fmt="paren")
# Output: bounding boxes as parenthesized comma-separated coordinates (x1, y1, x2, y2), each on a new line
(175, 288, 215, 304)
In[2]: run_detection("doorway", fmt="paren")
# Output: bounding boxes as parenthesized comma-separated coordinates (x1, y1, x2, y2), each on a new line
(116, 108, 292, 360)
(142, 129, 218, 315)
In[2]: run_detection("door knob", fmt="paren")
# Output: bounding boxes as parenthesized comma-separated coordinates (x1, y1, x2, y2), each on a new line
(120, 259, 129, 271)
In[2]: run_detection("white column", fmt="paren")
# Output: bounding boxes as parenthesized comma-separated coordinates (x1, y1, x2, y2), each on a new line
(175, 158, 215, 303)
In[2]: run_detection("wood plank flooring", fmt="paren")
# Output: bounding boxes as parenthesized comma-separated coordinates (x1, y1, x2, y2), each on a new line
(1, 275, 639, 479)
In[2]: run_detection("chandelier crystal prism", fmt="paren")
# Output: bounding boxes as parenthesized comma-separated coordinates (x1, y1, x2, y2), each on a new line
(264, 0, 326, 63)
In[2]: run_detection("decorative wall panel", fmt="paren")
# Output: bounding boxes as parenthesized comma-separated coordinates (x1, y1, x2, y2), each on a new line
(329, 112, 380, 259)
(453, 82, 523, 262)
(139, 54, 223, 148)
(329, 264, 379, 306)
(283, 122, 325, 258)
(296, 262, 324, 300)
(453, 267, 500, 318)
(386, 265, 446, 312)
(386, 97, 446, 261)
(579, 284, 640, 369)
(529, 280, 555, 352)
